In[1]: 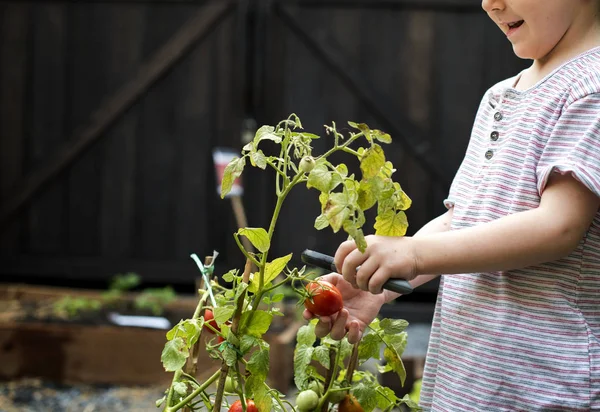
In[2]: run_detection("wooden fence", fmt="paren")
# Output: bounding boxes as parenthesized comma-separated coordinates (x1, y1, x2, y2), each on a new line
(0, 0, 528, 289)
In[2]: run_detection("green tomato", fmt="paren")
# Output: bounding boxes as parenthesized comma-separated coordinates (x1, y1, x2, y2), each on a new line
(296, 389, 319, 411)
(308, 380, 324, 396)
(299, 156, 316, 173)
(224, 376, 237, 393)
(326, 386, 347, 404)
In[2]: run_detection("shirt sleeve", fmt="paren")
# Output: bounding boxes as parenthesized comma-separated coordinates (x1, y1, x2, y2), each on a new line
(537, 93, 600, 198)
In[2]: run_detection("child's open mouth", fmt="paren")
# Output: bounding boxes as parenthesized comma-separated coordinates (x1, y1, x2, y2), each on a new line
(506, 20, 524, 36)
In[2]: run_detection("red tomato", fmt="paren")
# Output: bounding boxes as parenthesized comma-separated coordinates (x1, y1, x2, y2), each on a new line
(228, 399, 258, 412)
(304, 280, 343, 316)
(338, 394, 364, 412)
(203, 309, 219, 334)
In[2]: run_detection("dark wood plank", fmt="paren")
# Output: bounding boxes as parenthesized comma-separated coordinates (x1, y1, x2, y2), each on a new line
(0, 4, 29, 256)
(26, 4, 68, 255)
(171, 23, 213, 261)
(99, 4, 146, 258)
(65, 3, 106, 255)
(133, 5, 199, 260)
(0, 1, 234, 230)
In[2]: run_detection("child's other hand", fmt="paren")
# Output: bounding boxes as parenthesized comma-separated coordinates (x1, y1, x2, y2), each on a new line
(302, 273, 386, 344)
(335, 235, 418, 294)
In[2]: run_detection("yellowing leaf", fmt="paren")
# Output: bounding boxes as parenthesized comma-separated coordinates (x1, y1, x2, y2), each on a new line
(220, 157, 245, 198)
(372, 129, 392, 144)
(324, 192, 352, 233)
(314, 214, 329, 230)
(248, 253, 292, 293)
(237, 227, 270, 253)
(250, 150, 267, 170)
(360, 144, 386, 179)
(374, 210, 408, 237)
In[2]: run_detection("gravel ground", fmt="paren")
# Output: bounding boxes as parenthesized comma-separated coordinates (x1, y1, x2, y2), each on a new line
(0, 379, 166, 412)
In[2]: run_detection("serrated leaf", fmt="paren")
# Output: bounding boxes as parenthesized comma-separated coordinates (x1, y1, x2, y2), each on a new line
(353, 382, 378, 412)
(240, 310, 273, 338)
(307, 163, 332, 192)
(374, 210, 409, 237)
(240, 335, 259, 354)
(314, 214, 329, 230)
(358, 177, 385, 211)
(220, 157, 245, 198)
(250, 150, 268, 169)
(166, 320, 201, 347)
(271, 293, 284, 303)
(360, 144, 386, 179)
(376, 387, 399, 410)
(161, 338, 188, 372)
(222, 344, 239, 367)
(296, 324, 317, 347)
(213, 306, 235, 325)
(395, 188, 412, 211)
(343, 220, 367, 253)
(382, 332, 408, 386)
(324, 192, 352, 233)
(254, 125, 281, 144)
(247, 345, 270, 379)
(237, 227, 270, 253)
(380, 318, 409, 335)
(247, 375, 272, 412)
(313, 346, 331, 369)
(358, 333, 381, 360)
(294, 345, 314, 389)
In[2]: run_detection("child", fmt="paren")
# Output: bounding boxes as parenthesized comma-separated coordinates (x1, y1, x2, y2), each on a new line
(304, 0, 600, 410)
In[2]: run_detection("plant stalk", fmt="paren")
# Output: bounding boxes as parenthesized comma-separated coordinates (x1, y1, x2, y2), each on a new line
(212, 259, 253, 412)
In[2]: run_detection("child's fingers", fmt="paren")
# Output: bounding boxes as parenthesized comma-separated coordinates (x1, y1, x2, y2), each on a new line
(355, 257, 379, 291)
(347, 320, 362, 344)
(329, 309, 349, 340)
(334, 240, 358, 272)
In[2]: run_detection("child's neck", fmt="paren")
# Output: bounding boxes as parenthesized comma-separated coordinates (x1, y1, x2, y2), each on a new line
(515, 24, 600, 91)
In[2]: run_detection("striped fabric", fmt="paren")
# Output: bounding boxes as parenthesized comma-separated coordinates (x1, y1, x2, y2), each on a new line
(420, 47, 600, 411)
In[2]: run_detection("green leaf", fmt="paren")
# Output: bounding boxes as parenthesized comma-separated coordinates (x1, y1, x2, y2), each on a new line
(358, 177, 384, 211)
(248, 254, 292, 293)
(360, 144, 386, 180)
(240, 310, 273, 338)
(254, 125, 281, 144)
(395, 187, 412, 211)
(374, 210, 409, 237)
(382, 332, 408, 385)
(314, 214, 329, 230)
(358, 333, 381, 361)
(323, 192, 352, 233)
(372, 129, 392, 144)
(307, 163, 332, 193)
(222, 269, 237, 283)
(380, 318, 409, 335)
(353, 381, 379, 412)
(237, 227, 270, 253)
(166, 319, 201, 347)
(247, 375, 273, 412)
(240, 335, 260, 354)
(173, 382, 188, 396)
(376, 387, 399, 410)
(313, 346, 330, 369)
(222, 344, 239, 367)
(250, 150, 268, 170)
(161, 338, 188, 372)
(294, 345, 314, 389)
(271, 293, 284, 303)
(220, 157, 246, 198)
(296, 323, 317, 347)
(247, 345, 270, 379)
(213, 306, 235, 325)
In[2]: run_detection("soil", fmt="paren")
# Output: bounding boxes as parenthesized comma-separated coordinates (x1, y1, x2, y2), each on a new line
(0, 378, 166, 412)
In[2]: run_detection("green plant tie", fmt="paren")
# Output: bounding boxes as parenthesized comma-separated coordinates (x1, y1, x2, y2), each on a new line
(190, 251, 219, 307)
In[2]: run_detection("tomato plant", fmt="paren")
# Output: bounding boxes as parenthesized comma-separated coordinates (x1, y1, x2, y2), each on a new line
(157, 115, 420, 412)
(303, 280, 343, 316)
(228, 400, 258, 412)
(338, 394, 364, 412)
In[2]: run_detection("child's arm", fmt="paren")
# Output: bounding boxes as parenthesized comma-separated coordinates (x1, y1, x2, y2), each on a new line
(382, 207, 454, 303)
(337, 173, 600, 294)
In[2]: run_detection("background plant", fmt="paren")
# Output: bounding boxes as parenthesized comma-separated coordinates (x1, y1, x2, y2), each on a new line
(158, 114, 418, 412)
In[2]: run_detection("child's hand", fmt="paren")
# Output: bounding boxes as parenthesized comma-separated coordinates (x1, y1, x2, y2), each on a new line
(335, 235, 418, 294)
(302, 273, 386, 344)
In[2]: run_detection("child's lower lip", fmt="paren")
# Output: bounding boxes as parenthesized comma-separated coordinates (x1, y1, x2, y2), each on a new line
(506, 23, 523, 38)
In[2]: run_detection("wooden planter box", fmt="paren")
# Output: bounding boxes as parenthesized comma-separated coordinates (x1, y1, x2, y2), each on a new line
(0, 284, 297, 391)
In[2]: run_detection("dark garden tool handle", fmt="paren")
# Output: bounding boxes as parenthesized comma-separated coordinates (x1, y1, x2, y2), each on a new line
(301, 249, 413, 295)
